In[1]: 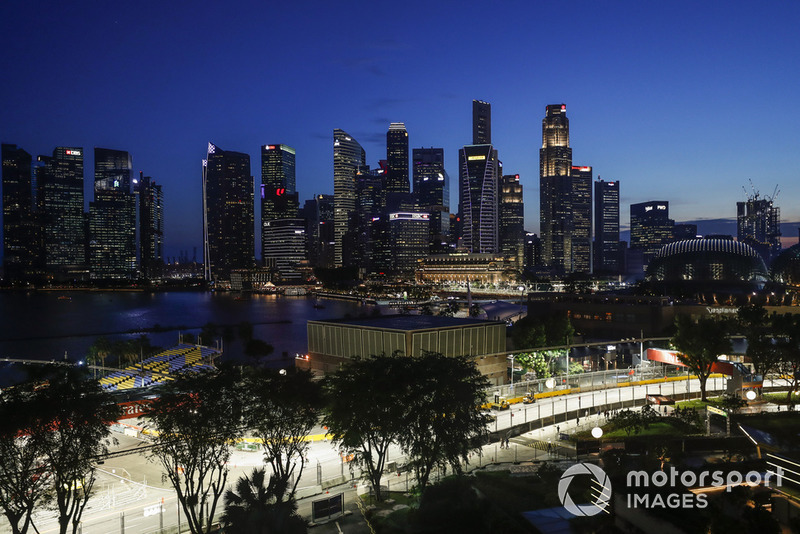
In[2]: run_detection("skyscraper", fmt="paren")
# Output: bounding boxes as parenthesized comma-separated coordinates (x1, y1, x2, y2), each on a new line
(539, 104, 573, 273)
(386, 123, 409, 194)
(458, 144, 499, 253)
(472, 100, 491, 145)
(593, 179, 621, 274)
(37, 146, 86, 279)
(413, 147, 449, 253)
(500, 174, 524, 268)
(569, 165, 592, 273)
(89, 148, 136, 280)
(203, 142, 254, 282)
(2, 144, 39, 283)
(260, 144, 302, 276)
(737, 192, 781, 264)
(333, 129, 365, 268)
(630, 201, 674, 271)
(136, 172, 164, 281)
(301, 194, 335, 269)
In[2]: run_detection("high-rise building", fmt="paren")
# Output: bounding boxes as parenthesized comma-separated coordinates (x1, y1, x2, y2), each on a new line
(36, 146, 86, 279)
(135, 172, 164, 280)
(333, 129, 366, 268)
(260, 144, 301, 273)
(593, 179, 621, 274)
(2, 144, 40, 283)
(569, 166, 592, 273)
(386, 123, 409, 194)
(300, 194, 334, 269)
(412, 147, 449, 254)
(473, 100, 491, 145)
(89, 148, 136, 280)
(355, 165, 388, 273)
(458, 144, 499, 254)
(539, 104, 573, 273)
(389, 211, 430, 273)
(499, 174, 524, 268)
(203, 142, 254, 282)
(737, 193, 781, 264)
(630, 201, 674, 271)
(524, 232, 542, 271)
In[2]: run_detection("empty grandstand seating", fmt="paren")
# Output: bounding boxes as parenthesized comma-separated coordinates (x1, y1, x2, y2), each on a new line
(99, 343, 220, 392)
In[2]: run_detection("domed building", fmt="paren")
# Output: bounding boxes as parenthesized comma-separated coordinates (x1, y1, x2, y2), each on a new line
(771, 243, 800, 287)
(645, 237, 769, 298)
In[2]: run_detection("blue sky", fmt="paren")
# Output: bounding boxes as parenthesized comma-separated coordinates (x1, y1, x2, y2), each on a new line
(2, 0, 799, 259)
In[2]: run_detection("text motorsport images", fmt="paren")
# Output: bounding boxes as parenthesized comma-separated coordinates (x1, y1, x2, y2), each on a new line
(557, 462, 786, 516)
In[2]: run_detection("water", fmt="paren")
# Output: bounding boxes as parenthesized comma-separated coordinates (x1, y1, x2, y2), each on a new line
(0, 290, 370, 382)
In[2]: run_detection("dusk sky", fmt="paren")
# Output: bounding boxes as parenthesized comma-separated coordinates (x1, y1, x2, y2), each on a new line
(2, 1, 799, 259)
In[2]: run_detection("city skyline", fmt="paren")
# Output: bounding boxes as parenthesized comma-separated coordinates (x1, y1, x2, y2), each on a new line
(2, 2, 800, 259)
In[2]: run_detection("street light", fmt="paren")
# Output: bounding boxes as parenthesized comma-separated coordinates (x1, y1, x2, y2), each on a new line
(508, 355, 516, 390)
(518, 285, 525, 315)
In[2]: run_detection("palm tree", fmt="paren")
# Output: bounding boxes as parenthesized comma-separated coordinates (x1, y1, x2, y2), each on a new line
(221, 468, 307, 534)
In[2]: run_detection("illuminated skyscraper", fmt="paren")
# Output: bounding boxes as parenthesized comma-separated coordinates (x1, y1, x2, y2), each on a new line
(413, 147, 449, 253)
(301, 194, 334, 269)
(36, 146, 86, 279)
(2, 144, 39, 282)
(89, 148, 136, 280)
(386, 123, 409, 194)
(261, 144, 302, 276)
(630, 201, 674, 270)
(569, 165, 592, 273)
(203, 142, 254, 282)
(737, 192, 781, 264)
(333, 129, 365, 267)
(458, 144, 499, 253)
(539, 104, 573, 273)
(136, 173, 164, 280)
(472, 100, 491, 145)
(500, 174, 524, 267)
(593, 179, 621, 274)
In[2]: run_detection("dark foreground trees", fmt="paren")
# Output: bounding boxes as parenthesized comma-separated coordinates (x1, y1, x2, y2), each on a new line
(221, 468, 307, 534)
(0, 368, 120, 534)
(323, 353, 489, 501)
(672, 314, 732, 401)
(147, 368, 243, 534)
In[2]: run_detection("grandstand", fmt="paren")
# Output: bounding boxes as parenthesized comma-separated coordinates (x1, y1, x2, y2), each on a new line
(99, 344, 219, 392)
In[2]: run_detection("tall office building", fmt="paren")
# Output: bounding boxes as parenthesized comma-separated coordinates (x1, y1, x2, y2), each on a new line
(499, 174, 524, 267)
(630, 201, 674, 271)
(203, 142, 254, 282)
(333, 129, 365, 267)
(473, 100, 491, 144)
(36, 146, 86, 279)
(388, 212, 430, 273)
(539, 104, 573, 273)
(136, 173, 164, 280)
(2, 144, 39, 282)
(89, 148, 136, 280)
(458, 144, 499, 253)
(569, 165, 592, 273)
(412, 147, 449, 253)
(737, 193, 781, 264)
(386, 123, 409, 194)
(593, 179, 621, 274)
(260, 144, 301, 275)
(301, 194, 335, 269)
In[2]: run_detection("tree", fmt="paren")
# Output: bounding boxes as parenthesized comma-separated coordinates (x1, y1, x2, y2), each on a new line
(671, 314, 732, 401)
(0, 381, 51, 534)
(147, 368, 243, 534)
(772, 313, 800, 406)
(398, 353, 490, 491)
(85, 336, 114, 376)
(243, 368, 321, 500)
(32, 369, 120, 534)
(221, 468, 307, 534)
(737, 304, 780, 377)
(323, 356, 408, 502)
(244, 339, 274, 364)
(515, 352, 550, 379)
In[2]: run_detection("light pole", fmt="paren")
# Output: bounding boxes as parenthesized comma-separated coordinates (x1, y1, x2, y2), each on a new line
(518, 285, 525, 316)
(508, 355, 516, 391)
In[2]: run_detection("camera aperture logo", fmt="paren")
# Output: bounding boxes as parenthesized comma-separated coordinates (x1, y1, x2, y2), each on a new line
(558, 463, 612, 516)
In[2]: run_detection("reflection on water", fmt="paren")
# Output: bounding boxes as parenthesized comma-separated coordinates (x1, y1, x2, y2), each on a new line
(0, 291, 369, 375)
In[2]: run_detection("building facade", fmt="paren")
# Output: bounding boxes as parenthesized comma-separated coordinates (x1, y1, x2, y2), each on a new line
(458, 144, 499, 253)
(569, 165, 592, 273)
(203, 142, 254, 282)
(1, 144, 39, 283)
(89, 148, 136, 280)
(594, 178, 621, 274)
(333, 129, 366, 268)
(136, 173, 164, 281)
(499, 174, 524, 268)
(472, 100, 492, 145)
(386, 123, 409, 194)
(630, 201, 674, 272)
(261, 144, 303, 275)
(413, 147, 449, 254)
(539, 104, 573, 273)
(737, 194, 781, 265)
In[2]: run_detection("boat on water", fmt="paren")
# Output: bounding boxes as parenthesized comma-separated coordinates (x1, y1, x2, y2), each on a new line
(57, 295, 72, 301)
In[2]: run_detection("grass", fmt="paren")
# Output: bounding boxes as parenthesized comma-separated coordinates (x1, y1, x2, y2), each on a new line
(600, 421, 687, 439)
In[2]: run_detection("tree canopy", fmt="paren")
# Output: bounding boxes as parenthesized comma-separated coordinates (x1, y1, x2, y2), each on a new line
(671, 314, 732, 401)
